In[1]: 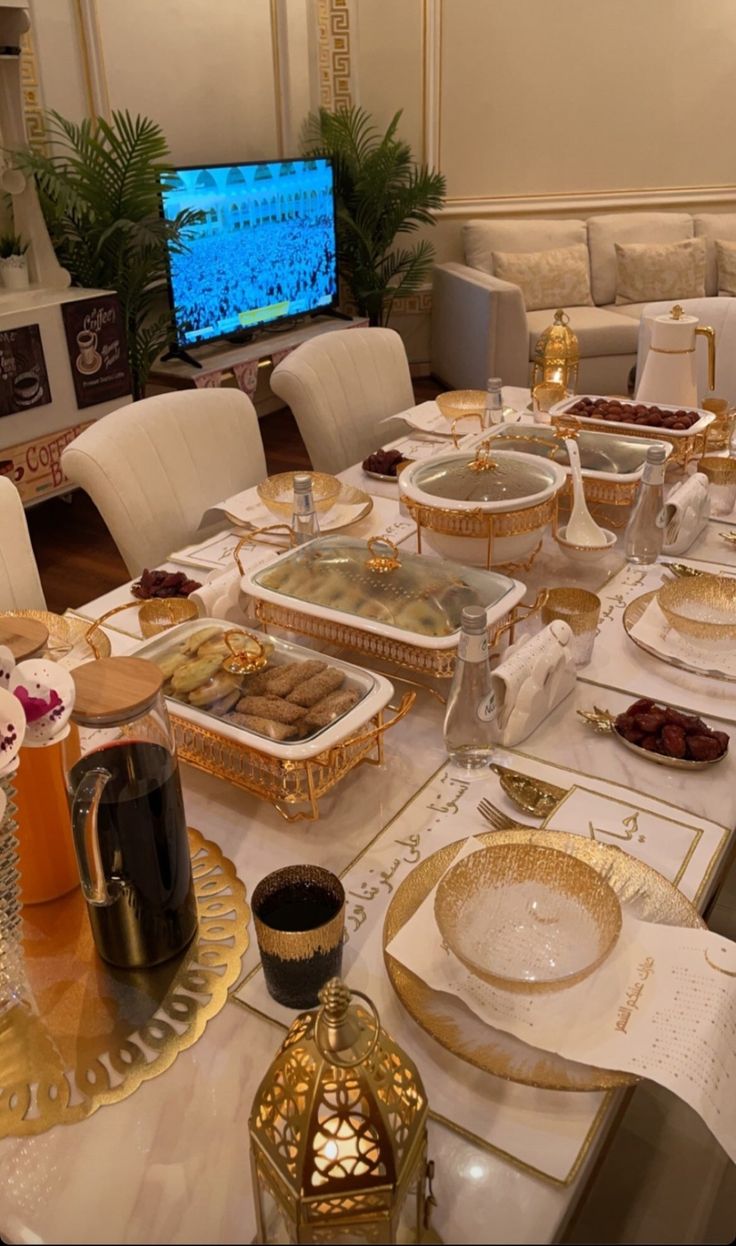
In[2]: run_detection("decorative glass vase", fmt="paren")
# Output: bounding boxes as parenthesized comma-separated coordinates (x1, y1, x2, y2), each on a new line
(0, 767, 25, 1017)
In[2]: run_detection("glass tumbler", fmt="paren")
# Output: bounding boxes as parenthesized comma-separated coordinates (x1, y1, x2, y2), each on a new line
(698, 456, 736, 518)
(541, 587, 601, 668)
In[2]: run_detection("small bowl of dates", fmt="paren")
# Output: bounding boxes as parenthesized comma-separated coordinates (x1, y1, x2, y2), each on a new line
(132, 568, 202, 600)
(362, 448, 412, 480)
(579, 698, 729, 769)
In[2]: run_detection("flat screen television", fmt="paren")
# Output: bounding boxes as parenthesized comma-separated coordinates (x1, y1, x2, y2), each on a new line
(160, 158, 338, 349)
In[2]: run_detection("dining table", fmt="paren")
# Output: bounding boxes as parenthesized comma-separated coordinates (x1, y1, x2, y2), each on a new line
(1, 389, 735, 1245)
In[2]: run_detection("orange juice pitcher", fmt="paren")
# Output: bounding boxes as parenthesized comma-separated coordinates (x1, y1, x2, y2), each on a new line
(14, 725, 81, 905)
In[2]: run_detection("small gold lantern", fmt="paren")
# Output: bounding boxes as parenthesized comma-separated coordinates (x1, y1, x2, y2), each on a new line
(249, 978, 436, 1244)
(530, 309, 580, 410)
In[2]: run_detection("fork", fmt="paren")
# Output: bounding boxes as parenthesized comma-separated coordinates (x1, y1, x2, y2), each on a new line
(477, 798, 523, 832)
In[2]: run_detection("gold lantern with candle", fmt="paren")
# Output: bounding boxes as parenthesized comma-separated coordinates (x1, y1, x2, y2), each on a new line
(530, 309, 580, 411)
(249, 978, 436, 1244)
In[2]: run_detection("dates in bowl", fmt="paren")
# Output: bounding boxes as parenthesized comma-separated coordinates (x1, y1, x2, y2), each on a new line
(615, 698, 728, 766)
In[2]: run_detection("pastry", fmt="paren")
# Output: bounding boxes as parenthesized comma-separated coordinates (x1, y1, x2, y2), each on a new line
(183, 626, 223, 654)
(157, 651, 189, 681)
(303, 688, 360, 729)
(226, 711, 300, 741)
(235, 694, 305, 724)
(262, 659, 326, 697)
(209, 688, 240, 716)
(171, 654, 223, 694)
(287, 667, 344, 707)
(189, 671, 239, 706)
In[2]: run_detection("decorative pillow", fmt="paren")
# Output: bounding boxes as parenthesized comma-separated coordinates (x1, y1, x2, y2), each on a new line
(716, 240, 736, 295)
(614, 237, 706, 305)
(491, 244, 593, 312)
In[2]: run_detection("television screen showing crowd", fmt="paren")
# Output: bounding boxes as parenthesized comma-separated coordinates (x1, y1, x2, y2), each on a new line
(161, 159, 338, 347)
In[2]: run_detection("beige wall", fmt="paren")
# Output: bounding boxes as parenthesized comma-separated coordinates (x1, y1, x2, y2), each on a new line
(24, 0, 736, 368)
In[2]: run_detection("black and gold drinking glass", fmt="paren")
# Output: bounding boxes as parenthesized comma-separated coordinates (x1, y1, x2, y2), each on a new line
(252, 865, 345, 1008)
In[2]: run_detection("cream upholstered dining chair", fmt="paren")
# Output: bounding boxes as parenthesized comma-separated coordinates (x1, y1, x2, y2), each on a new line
(270, 327, 415, 474)
(61, 388, 267, 577)
(0, 476, 46, 611)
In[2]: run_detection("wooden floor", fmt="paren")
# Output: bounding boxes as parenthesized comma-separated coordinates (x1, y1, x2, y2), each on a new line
(27, 379, 443, 614)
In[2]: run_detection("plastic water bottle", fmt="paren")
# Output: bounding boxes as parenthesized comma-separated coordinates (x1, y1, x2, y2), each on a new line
(624, 444, 667, 565)
(443, 605, 496, 773)
(291, 474, 320, 545)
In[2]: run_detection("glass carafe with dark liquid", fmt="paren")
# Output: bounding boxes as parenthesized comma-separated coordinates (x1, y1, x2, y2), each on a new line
(66, 657, 198, 969)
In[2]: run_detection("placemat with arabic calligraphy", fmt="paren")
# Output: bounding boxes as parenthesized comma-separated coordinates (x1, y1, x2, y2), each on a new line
(235, 751, 728, 1185)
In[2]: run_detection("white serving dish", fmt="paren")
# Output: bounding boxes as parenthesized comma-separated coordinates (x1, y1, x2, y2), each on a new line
(548, 394, 715, 440)
(465, 422, 673, 482)
(132, 618, 394, 762)
(242, 537, 527, 654)
(398, 448, 566, 566)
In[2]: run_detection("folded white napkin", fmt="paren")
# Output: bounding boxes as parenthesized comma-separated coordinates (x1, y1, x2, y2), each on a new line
(381, 400, 451, 435)
(491, 621, 576, 746)
(189, 568, 243, 621)
(662, 473, 710, 555)
(631, 596, 736, 677)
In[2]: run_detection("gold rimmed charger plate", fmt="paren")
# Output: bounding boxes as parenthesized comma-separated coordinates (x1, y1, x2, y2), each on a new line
(623, 590, 736, 683)
(226, 482, 374, 534)
(3, 609, 111, 662)
(383, 828, 702, 1092)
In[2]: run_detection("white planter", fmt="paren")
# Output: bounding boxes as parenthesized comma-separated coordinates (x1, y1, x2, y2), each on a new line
(0, 255, 29, 290)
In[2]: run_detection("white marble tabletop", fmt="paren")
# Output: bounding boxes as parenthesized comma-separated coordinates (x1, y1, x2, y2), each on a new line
(2, 403, 736, 1245)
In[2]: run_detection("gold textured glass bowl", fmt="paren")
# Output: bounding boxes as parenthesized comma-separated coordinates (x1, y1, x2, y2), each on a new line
(139, 597, 199, 637)
(257, 471, 342, 518)
(657, 574, 736, 649)
(434, 843, 622, 993)
(436, 389, 488, 423)
(697, 455, 736, 487)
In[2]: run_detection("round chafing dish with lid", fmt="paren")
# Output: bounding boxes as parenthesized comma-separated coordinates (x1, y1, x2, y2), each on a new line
(398, 446, 566, 568)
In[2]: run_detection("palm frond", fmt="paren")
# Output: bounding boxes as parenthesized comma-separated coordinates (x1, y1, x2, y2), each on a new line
(302, 105, 445, 324)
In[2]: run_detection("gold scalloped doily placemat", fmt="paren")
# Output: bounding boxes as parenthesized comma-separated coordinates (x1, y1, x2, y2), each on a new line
(0, 828, 249, 1137)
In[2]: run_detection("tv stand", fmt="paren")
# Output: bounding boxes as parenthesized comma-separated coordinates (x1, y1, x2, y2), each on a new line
(149, 314, 369, 403)
(160, 344, 203, 370)
(311, 306, 354, 323)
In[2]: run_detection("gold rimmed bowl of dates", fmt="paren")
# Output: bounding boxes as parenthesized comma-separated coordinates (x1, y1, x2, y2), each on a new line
(578, 699, 729, 770)
(657, 574, 736, 650)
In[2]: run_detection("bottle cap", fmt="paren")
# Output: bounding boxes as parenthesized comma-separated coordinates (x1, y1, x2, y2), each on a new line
(487, 377, 502, 389)
(461, 605, 487, 634)
(646, 444, 667, 464)
(293, 474, 313, 493)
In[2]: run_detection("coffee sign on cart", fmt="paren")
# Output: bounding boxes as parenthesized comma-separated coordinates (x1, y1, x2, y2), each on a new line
(62, 294, 131, 409)
(0, 323, 52, 416)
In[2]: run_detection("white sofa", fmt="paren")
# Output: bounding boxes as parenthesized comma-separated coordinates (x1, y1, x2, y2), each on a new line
(431, 212, 736, 395)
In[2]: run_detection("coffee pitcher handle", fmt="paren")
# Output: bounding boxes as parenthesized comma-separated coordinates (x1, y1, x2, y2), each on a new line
(695, 325, 716, 391)
(71, 767, 113, 906)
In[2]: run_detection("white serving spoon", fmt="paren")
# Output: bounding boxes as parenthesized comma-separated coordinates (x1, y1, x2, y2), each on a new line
(563, 437, 609, 547)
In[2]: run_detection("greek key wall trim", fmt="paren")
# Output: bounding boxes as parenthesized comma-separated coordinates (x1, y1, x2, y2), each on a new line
(317, 0, 355, 110)
(20, 31, 46, 154)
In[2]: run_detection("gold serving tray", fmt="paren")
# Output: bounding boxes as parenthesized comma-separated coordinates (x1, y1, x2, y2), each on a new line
(0, 828, 249, 1139)
(551, 412, 708, 469)
(383, 828, 702, 1093)
(3, 609, 111, 661)
(623, 589, 736, 684)
(171, 693, 414, 822)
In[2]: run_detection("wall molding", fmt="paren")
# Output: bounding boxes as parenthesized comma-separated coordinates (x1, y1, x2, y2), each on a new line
(316, 0, 355, 109)
(20, 29, 46, 153)
(439, 184, 736, 219)
(74, 0, 110, 118)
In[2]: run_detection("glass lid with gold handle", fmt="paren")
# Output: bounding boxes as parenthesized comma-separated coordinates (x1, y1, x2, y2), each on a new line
(405, 447, 561, 504)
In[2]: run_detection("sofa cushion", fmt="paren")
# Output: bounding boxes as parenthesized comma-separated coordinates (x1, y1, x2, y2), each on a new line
(526, 306, 639, 359)
(716, 239, 736, 296)
(464, 218, 586, 276)
(693, 214, 736, 295)
(491, 243, 593, 311)
(614, 237, 706, 305)
(587, 212, 693, 306)
(601, 301, 651, 320)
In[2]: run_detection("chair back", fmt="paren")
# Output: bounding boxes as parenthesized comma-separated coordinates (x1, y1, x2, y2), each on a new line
(62, 388, 267, 575)
(0, 476, 46, 611)
(270, 327, 414, 474)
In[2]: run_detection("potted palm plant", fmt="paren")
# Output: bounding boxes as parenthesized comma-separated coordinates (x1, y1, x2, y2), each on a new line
(17, 110, 201, 397)
(303, 106, 446, 326)
(0, 232, 29, 290)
